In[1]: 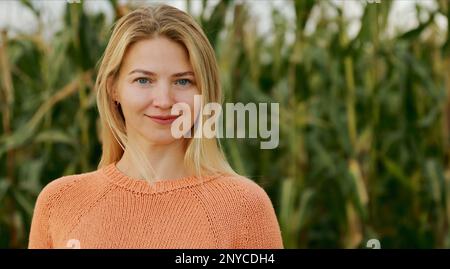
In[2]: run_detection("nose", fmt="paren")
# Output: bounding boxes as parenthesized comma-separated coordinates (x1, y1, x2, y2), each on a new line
(152, 81, 173, 110)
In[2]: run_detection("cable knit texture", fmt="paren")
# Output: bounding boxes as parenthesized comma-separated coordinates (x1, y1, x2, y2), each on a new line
(28, 163, 284, 249)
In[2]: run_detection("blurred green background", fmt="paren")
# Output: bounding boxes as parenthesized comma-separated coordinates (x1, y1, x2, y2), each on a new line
(0, 0, 449, 248)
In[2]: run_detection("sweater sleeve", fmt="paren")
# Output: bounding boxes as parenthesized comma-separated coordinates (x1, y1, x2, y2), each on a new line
(28, 184, 53, 249)
(240, 182, 284, 249)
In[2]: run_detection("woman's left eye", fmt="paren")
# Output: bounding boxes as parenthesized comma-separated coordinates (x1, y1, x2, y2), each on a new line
(175, 79, 191, 86)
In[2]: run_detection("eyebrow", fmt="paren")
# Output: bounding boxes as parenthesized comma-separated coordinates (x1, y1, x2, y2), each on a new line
(128, 69, 194, 77)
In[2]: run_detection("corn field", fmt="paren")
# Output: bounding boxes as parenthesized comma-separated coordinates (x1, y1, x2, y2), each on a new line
(0, 0, 449, 249)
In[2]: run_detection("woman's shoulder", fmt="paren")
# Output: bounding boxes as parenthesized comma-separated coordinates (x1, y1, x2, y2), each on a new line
(216, 172, 270, 192)
(205, 173, 283, 248)
(211, 173, 275, 207)
(35, 169, 103, 209)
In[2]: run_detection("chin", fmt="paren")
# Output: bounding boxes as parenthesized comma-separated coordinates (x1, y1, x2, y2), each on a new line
(144, 132, 179, 145)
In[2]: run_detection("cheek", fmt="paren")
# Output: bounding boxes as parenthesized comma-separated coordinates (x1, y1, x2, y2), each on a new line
(174, 90, 201, 119)
(119, 83, 149, 113)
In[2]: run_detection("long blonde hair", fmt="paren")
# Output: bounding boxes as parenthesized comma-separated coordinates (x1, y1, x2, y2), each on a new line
(95, 4, 236, 182)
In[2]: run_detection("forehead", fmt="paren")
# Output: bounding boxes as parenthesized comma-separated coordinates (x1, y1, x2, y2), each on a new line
(121, 36, 193, 73)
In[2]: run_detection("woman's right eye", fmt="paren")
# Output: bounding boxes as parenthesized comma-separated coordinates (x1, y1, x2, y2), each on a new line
(135, 78, 150, 85)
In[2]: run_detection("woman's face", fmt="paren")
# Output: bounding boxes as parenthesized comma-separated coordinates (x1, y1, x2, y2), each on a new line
(114, 37, 200, 145)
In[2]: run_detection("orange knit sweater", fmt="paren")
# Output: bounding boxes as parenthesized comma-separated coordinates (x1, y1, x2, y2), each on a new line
(28, 163, 284, 249)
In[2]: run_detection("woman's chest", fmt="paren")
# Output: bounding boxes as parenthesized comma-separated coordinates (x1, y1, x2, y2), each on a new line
(51, 194, 219, 249)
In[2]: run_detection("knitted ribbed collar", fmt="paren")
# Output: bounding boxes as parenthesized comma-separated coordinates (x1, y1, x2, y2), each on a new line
(101, 162, 222, 194)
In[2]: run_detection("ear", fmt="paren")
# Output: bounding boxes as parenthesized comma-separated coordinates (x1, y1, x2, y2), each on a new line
(107, 76, 119, 102)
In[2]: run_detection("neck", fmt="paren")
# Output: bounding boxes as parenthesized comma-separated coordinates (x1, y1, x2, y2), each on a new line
(116, 138, 191, 181)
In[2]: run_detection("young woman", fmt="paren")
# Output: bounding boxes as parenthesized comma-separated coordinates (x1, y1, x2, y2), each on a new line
(28, 4, 283, 249)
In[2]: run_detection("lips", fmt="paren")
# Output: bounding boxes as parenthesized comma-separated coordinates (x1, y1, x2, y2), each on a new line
(145, 114, 180, 125)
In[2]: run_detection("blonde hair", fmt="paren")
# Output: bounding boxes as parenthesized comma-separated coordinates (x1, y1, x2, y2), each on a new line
(95, 4, 236, 182)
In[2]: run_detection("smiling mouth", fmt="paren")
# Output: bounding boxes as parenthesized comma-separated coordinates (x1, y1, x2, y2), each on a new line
(145, 114, 181, 125)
